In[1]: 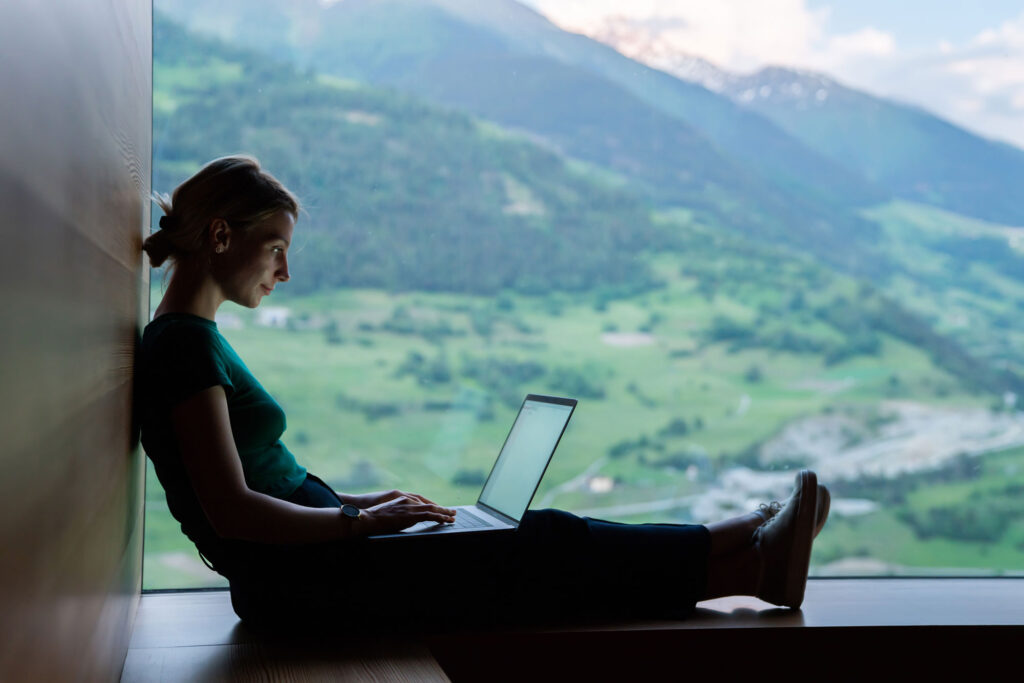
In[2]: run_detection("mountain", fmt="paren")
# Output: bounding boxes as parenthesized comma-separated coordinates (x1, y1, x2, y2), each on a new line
(719, 67, 1024, 226)
(583, 20, 735, 94)
(155, 0, 893, 278)
(408, 0, 887, 209)
(153, 12, 665, 296)
(152, 9, 1024, 396)
(585, 14, 1024, 226)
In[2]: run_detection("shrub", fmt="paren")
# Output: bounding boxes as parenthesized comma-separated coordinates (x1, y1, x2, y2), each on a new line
(744, 365, 763, 383)
(452, 469, 487, 487)
(324, 320, 345, 345)
(547, 367, 606, 400)
(394, 351, 452, 387)
(659, 418, 690, 437)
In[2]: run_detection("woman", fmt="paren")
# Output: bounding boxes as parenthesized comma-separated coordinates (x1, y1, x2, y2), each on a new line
(138, 156, 829, 628)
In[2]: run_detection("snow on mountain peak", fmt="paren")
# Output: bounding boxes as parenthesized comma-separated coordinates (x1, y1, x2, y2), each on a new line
(582, 15, 736, 92)
(577, 15, 842, 107)
(733, 67, 840, 106)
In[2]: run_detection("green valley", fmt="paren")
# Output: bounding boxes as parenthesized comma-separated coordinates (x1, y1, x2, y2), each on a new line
(144, 6, 1024, 587)
(145, 240, 1024, 586)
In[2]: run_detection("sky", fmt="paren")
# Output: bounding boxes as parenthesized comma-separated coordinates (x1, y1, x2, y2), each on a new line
(522, 0, 1024, 150)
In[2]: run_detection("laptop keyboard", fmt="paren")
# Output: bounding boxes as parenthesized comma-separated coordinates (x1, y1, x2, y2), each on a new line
(446, 507, 491, 529)
(399, 506, 498, 534)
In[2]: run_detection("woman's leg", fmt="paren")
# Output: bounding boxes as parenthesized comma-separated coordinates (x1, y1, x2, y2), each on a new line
(703, 545, 760, 599)
(697, 501, 791, 598)
(227, 473, 823, 626)
(699, 512, 767, 600)
(705, 511, 763, 557)
(513, 510, 713, 619)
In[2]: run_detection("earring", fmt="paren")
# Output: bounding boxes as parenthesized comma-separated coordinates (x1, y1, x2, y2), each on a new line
(215, 246, 225, 253)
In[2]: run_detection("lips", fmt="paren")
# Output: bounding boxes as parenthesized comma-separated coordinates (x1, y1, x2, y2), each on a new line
(261, 285, 273, 294)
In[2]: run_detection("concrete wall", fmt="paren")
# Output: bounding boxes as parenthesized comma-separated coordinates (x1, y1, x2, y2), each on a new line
(0, 1, 151, 679)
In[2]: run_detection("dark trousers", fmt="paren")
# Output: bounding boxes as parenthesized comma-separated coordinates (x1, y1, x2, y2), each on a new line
(221, 474, 711, 629)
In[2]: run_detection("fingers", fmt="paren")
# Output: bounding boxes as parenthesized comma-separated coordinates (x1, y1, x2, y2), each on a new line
(368, 498, 456, 521)
(412, 502, 457, 521)
(389, 492, 451, 513)
(380, 489, 404, 503)
(399, 491, 439, 506)
(416, 504, 456, 526)
(371, 495, 418, 509)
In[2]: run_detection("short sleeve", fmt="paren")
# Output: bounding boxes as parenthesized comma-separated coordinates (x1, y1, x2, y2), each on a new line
(149, 323, 235, 407)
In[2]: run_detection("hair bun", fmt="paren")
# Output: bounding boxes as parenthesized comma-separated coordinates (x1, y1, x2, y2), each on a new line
(142, 230, 173, 268)
(158, 215, 177, 231)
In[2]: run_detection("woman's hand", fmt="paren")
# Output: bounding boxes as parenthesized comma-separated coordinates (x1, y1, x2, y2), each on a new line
(341, 489, 441, 509)
(358, 495, 457, 535)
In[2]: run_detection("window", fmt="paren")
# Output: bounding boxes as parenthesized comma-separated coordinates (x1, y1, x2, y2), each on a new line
(146, 0, 1024, 589)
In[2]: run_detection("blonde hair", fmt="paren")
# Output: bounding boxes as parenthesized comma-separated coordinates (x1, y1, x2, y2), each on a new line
(144, 155, 300, 269)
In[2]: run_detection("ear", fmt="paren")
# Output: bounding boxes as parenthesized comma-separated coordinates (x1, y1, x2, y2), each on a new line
(209, 218, 232, 253)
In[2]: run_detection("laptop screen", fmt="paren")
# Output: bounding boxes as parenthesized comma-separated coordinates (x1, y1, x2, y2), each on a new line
(478, 396, 575, 521)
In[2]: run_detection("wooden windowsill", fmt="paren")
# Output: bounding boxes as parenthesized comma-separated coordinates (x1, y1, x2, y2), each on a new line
(649, 577, 1024, 629)
(122, 579, 1024, 681)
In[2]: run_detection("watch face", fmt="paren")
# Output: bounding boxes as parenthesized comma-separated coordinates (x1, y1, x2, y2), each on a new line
(342, 504, 360, 519)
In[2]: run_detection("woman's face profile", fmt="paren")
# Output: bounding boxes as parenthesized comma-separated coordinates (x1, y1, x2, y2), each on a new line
(216, 209, 295, 309)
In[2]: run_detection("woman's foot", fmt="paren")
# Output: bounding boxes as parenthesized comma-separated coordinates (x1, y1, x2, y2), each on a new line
(755, 500, 783, 524)
(756, 483, 830, 538)
(816, 484, 831, 537)
(754, 470, 819, 609)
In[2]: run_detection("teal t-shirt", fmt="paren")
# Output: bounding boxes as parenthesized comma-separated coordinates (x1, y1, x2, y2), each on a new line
(139, 313, 307, 503)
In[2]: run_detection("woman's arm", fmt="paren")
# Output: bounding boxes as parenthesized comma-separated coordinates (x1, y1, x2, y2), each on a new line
(172, 385, 455, 544)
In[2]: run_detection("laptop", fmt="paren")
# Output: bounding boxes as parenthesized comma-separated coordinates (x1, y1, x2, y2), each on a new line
(369, 394, 576, 539)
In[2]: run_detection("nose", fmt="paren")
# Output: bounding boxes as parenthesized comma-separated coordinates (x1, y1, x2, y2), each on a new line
(278, 254, 290, 282)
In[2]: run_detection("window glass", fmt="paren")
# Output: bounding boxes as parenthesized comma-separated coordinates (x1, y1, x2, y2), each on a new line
(146, 0, 1024, 589)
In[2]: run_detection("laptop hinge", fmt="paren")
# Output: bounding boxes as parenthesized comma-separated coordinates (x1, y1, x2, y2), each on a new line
(476, 501, 520, 527)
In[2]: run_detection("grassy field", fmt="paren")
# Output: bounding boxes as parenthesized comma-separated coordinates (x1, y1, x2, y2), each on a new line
(869, 200, 1024, 376)
(141, 242, 1024, 588)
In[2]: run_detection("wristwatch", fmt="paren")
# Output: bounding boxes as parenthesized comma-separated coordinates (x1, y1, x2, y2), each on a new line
(341, 504, 361, 521)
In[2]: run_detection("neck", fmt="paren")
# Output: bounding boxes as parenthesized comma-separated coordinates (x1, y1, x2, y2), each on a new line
(152, 260, 224, 321)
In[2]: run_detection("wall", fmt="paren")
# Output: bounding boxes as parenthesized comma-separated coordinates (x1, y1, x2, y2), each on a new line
(0, 1, 151, 680)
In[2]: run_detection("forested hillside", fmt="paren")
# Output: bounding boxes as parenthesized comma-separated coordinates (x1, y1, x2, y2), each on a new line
(153, 11, 1024, 393)
(155, 0, 893, 279)
(155, 13, 665, 295)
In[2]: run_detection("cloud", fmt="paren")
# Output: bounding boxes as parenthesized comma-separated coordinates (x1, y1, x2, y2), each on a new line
(530, 0, 827, 73)
(948, 56, 1024, 95)
(527, 1, 1024, 149)
(826, 27, 895, 60)
(531, 0, 901, 74)
(861, 12, 1024, 148)
(943, 16, 1024, 101)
